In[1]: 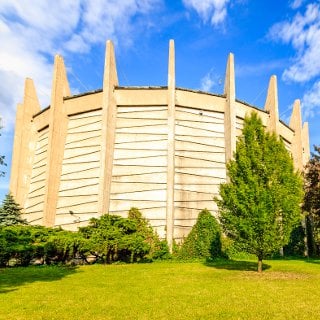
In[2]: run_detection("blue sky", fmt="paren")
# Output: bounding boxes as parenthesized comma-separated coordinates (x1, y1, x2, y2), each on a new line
(0, 0, 319, 202)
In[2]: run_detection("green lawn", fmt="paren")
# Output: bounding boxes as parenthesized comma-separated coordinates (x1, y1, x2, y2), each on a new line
(1, 259, 320, 319)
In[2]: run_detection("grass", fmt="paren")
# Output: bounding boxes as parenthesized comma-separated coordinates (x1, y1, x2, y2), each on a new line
(1, 259, 320, 319)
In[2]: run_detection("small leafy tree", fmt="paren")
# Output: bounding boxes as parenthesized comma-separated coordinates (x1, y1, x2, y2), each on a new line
(0, 193, 26, 226)
(178, 209, 222, 260)
(303, 145, 320, 256)
(216, 113, 303, 272)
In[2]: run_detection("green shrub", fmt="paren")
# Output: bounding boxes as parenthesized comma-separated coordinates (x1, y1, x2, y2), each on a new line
(178, 209, 222, 260)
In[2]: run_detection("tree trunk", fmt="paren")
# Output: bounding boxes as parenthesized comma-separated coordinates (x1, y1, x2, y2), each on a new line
(257, 258, 263, 273)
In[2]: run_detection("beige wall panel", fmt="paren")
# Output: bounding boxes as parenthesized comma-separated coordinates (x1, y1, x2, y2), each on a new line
(175, 150, 226, 163)
(176, 110, 224, 124)
(60, 167, 99, 180)
(65, 136, 101, 149)
(176, 90, 225, 112)
(65, 92, 103, 115)
(68, 108, 102, 120)
(175, 157, 225, 168)
(114, 209, 164, 220)
(177, 120, 225, 133)
(110, 182, 166, 194)
(115, 89, 167, 106)
(176, 105, 224, 118)
(175, 123, 225, 136)
(63, 145, 101, 159)
(112, 172, 167, 183)
(63, 151, 100, 164)
(137, 208, 166, 220)
(174, 219, 198, 228)
(176, 167, 226, 179)
(28, 179, 46, 194)
(68, 114, 102, 128)
(24, 127, 49, 221)
(33, 110, 49, 131)
(65, 130, 101, 144)
(174, 200, 218, 211)
(116, 118, 167, 128)
(175, 183, 220, 194)
(175, 140, 225, 153)
(283, 139, 292, 153)
(116, 110, 168, 120)
(109, 200, 165, 211)
(59, 178, 99, 191)
(175, 173, 225, 185)
(176, 135, 225, 148)
(59, 184, 98, 197)
(61, 162, 100, 175)
(114, 133, 167, 145)
(279, 124, 294, 145)
(57, 195, 98, 208)
(24, 212, 43, 223)
(116, 125, 168, 135)
(110, 189, 166, 201)
(235, 102, 268, 126)
(112, 165, 166, 176)
(114, 140, 167, 150)
(114, 149, 167, 160)
(68, 121, 102, 134)
(56, 201, 98, 214)
(114, 155, 167, 167)
(117, 106, 167, 113)
(175, 190, 218, 202)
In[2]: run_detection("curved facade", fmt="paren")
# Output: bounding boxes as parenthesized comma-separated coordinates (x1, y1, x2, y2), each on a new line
(10, 40, 310, 247)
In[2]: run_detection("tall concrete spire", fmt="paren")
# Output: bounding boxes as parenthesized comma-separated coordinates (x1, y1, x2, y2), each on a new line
(43, 55, 71, 227)
(10, 78, 40, 207)
(224, 53, 236, 165)
(264, 75, 279, 134)
(166, 39, 176, 251)
(98, 40, 119, 215)
(289, 99, 303, 171)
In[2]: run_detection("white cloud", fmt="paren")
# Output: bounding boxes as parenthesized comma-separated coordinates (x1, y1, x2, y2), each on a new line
(0, 0, 160, 131)
(200, 69, 219, 92)
(290, 0, 305, 9)
(301, 80, 320, 119)
(268, 3, 320, 83)
(182, 0, 230, 26)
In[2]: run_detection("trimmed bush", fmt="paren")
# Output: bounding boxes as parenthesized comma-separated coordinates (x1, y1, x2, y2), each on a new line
(178, 209, 222, 260)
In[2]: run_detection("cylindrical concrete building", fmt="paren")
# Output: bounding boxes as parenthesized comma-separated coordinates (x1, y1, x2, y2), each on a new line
(10, 40, 310, 248)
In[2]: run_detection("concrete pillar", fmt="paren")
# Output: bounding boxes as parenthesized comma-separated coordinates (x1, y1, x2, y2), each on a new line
(166, 39, 175, 250)
(289, 99, 303, 171)
(98, 40, 119, 215)
(10, 78, 40, 207)
(43, 55, 71, 227)
(224, 53, 236, 165)
(302, 122, 310, 166)
(264, 75, 279, 134)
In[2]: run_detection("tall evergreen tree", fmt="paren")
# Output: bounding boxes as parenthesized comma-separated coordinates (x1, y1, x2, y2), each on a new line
(303, 145, 320, 256)
(216, 113, 303, 272)
(0, 193, 27, 226)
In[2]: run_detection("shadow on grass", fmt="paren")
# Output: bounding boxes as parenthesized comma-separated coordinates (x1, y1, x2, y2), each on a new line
(303, 258, 320, 265)
(204, 259, 271, 272)
(0, 265, 78, 294)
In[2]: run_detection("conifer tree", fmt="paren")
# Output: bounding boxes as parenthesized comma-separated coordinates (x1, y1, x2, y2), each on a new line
(0, 193, 27, 226)
(216, 113, 303, 272)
